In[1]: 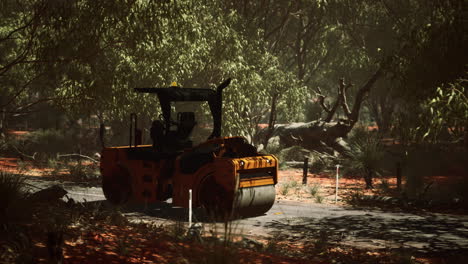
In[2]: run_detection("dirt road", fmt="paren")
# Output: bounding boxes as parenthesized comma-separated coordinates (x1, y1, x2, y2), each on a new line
(26, 177, 468, 255)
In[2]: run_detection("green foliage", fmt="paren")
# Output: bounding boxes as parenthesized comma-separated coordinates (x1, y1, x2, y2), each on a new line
(279, 184, 289, 196)
(279, 181, 299, 196)
(0, 172, 32, 225)
(403, 145, 467, 199)
(1, 0, 465, 150)
(315, 194, 325, 204)
(309, 150, 339, 173)
(417, 79, 467, 143)
(11, 129, 72, 160)
(343, 126, 385, 187)
(66, 161, 100, 182)
(305, 183, 321, 197)
(47, 158, 62, 176)
(278, 146, 310, 161)
(16, 159, 29, 173)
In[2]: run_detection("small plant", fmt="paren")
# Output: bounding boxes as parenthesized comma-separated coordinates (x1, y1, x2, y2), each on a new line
(289, 180, 298, 189)
(279, 180, 299, 195)
(279, 160, 290, 170)
(309, 150, 339, 173)
(305, 183, 321, 197)
(16, 160, 29, 173)
(0, 228, 33, 263)
(346, 190, 365, 204)
(278, 146, 310, 162)
(343, 126, 385, 189)
(0, 173, 35, 262)
(279, 183, 290, 195)
(195, 218, 242, 264)
(315, 194, 324, 203)
(66, 161, 99, 182)
(47, 158, 63, 177)
(0, 172, 32, 224)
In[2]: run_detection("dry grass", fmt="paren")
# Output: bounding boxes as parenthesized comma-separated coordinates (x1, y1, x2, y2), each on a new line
(276, 168, 468, 212)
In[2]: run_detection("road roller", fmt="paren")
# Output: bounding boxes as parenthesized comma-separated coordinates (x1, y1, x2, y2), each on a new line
(100, 79, 278, 218)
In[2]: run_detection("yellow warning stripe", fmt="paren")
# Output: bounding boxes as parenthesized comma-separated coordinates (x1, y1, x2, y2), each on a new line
(239, 177, 274, 188)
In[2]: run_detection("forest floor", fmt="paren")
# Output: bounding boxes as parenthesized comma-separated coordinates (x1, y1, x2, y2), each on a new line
(277, 168, 468, 215)
(1, 156, 468, 263)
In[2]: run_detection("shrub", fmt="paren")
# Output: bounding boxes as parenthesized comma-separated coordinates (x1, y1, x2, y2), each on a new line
(0, 172, 32, 225)
(279, 183, 290, 195)
(315, 194, 324, 203)
(305, 183, 321, 197)
(16, 160, 29, 172)
(66, 161, 100, 182)
(343, 126, 385, 189)
(47, 158, 63, 177)
(23, 129, 72, 160)
(279, 180, 299, 195)
(263, 136, 282, 155)
(309, 150, 339, 173)
(278, 146, 310, 161)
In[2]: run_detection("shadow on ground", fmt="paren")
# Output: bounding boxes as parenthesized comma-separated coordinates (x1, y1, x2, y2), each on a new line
(121, 201, 266, 223)
(265, 212, 468, 255)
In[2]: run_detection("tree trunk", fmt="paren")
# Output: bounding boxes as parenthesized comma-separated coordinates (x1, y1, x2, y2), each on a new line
(263, 92, 279, 148)
(270, 120, 351, 154)
(364, 169, 374, 189)
(260, 67, 385, 153)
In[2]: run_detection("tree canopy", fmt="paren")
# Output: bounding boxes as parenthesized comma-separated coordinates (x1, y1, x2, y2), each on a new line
(1, 0, 466, 145)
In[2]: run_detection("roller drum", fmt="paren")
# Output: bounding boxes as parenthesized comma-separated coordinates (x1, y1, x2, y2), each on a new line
(233, 185, 276, 217)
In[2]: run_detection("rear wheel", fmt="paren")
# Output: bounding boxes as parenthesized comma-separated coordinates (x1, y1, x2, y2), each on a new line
(102, 165, 132, 205)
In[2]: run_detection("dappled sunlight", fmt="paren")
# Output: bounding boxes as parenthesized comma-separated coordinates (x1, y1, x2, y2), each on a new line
(25, 222, 307, 264)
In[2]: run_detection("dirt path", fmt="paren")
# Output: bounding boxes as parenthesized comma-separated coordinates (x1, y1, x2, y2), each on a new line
(24, 176, 468, 257)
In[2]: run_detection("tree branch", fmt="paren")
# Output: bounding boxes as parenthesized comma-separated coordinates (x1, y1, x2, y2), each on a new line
(324, 81, 344, 122)
(0, 72, 45, 109)
(57, 154, 98, 163)
(348, 66, 384, 126)
(315, 87, 331, 113)
(339, 78, 353, 118)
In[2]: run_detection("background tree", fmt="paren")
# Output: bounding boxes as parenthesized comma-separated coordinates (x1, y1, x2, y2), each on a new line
(0, 0, 465, 154)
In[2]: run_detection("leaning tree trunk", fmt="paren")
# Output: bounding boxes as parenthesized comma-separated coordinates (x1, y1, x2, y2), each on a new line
(262, 66, 384, 154)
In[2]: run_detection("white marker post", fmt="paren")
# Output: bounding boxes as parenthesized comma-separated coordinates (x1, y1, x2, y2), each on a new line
(335, 165, 340, 203)
(189, 189, 192, 228)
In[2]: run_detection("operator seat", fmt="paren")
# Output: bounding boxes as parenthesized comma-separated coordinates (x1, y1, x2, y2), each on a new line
(177, 112, 197, 141)
(150, 120, 165, 149)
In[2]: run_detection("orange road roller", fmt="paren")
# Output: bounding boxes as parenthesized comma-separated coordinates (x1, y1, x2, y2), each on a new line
(100, 79, 278, 217)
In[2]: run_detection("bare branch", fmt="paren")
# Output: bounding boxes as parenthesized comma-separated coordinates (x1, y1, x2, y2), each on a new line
(315, 87, 331, 113)
(339, 78, 353, 118)
(0, 18, 34, 42)
(57, 154, 98, 163)
(348, 66, 384, 126)
(265, 3, 292, 40)
(323, 80, 345, 122)
(0, 72, 45, 109)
